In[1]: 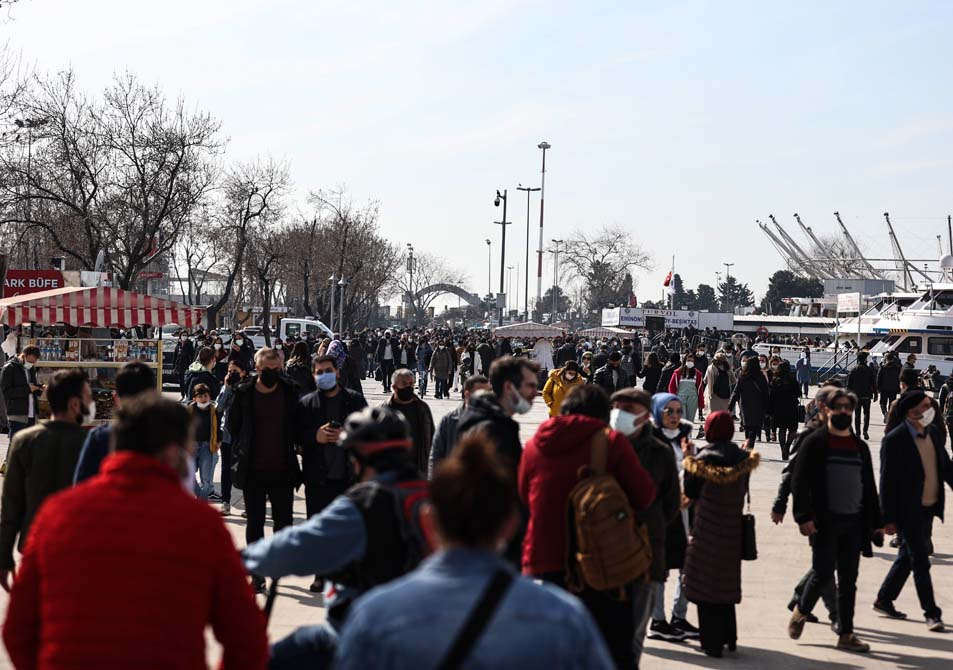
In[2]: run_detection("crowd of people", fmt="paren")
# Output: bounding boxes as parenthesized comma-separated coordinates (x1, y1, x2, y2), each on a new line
(0, 323, 949, 669)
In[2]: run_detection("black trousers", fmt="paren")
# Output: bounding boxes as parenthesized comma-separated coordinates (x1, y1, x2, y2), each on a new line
(854, 398, 871, 435)
(220, 441, 233, 503)
(790, 568, 838, 621)
(880, 391, 897, 417)
(696, 602, 736, 654)
(540, 573, 635, 670)
(877, 509, 941, 620)
(778, 427, 795, 459)
(243, 472, 295, 547)
(379, 360, 395, 391)
(304, 478, 350, 520)
(799, 514, 862, 635)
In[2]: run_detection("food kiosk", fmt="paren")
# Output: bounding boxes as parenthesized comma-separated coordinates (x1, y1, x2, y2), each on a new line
(0, 286, 204, 420)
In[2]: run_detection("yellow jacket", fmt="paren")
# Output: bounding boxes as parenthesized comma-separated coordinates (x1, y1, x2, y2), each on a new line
(542, 368, 585, 417)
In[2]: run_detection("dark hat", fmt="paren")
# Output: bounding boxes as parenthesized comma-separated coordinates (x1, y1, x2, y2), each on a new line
(895, 389, 927, 418)
(610, 387, 652, 408)
(705, 411, 735, 442)
(899, 368, 920, 388)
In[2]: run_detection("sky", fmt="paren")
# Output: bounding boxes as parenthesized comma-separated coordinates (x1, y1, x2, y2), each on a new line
(5, 1, 953, 311)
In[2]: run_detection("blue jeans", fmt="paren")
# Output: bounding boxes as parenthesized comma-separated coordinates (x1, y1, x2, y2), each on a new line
(652, 572, 688, 622)
(417, 368, 428, 396)
(269, 621, 339, 670)
(194, 441, 218, 499)
(632, 579, 655, 666)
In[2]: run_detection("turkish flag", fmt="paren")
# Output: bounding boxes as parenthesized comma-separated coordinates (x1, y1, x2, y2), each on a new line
(663, 271, 672, 287)
(628, 295, 638, 307)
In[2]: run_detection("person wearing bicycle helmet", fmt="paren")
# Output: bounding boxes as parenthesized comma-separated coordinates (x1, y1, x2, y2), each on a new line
(242, 406, 433, 670)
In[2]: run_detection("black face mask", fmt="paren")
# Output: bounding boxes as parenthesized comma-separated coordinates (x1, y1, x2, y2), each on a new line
(259, 368, 279, 389)
(226, 372, 242, 386)
(830, 413, 852, 431)
(395, 386, 414, 401)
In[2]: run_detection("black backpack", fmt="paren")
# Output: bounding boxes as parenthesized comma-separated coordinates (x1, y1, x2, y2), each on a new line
(713, 367, 731, 399)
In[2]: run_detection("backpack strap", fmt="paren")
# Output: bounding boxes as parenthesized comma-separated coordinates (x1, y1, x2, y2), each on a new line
(438, 568, 514, 670)
(590, 428, 610, 476)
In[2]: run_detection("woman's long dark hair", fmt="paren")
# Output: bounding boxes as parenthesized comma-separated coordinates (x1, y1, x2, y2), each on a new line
(740, 356, 761, 380)
(287, 341, 311, 367)
(679, 353, 696, 379)
(646, 352, 660, 368)
(772, 359, 795, 386)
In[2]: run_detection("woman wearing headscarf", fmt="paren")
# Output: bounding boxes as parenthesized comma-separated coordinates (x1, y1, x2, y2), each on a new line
(648, 393, 698, 641)
(682, 411, 760, 657)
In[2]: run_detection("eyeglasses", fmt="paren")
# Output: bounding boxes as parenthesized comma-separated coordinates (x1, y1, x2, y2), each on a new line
(663, 407, 683, 416)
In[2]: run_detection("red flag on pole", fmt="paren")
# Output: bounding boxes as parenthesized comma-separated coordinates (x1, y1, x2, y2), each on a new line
(663, 271, 672, 287)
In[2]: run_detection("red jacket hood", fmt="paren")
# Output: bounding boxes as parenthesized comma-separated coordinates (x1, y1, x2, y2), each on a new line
(531, 414, 607, 456)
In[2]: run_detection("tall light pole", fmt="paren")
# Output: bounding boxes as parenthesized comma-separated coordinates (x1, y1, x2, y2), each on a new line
(550, 239, 564, 320)
(494, 189, 511, 326)
(536, 141, 551, 320)
(517, 183, 540, 321)
(328, 274, 338, 332)
(407, 243, 416, 325)
(337, 276, 349, 334)
(485, 239, 492, 296)
(723, 262, 734, 312)
(506, 266, 515, 314)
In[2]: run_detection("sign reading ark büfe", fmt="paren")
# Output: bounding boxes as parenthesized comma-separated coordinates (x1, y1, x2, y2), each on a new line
(2, 270, 65, 298)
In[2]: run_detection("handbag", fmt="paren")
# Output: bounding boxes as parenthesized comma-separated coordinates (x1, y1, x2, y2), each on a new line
(742, 488, 757, 561)
(796, 403, 806, 424)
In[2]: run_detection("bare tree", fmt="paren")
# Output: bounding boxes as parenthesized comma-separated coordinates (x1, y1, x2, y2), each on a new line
(391, 250, 467, 325)
(204, 158, 288, 328)
(560, 224, 653, 314)
(0, 70, 223, 287)
(245, 223, 286, 346)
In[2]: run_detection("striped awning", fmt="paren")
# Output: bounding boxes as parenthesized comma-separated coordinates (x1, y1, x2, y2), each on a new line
(0, 286, 204, 328)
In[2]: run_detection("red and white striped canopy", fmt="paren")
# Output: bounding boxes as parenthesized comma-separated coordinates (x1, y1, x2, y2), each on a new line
(0, 286, 204, 328)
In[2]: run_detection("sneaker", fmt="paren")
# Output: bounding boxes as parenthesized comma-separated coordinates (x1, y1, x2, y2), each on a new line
(788, 607, 808, 640)
(926, 617, 945, 632)
(648, 620, 686, 642)
(671, 617, 700, 639)
(209, 492, 222, 501)
(863, 432, 870, 440)
(221, 502, 231, 516)
(309, 578, 325, 594)
(836, 634, 870, 653)
(889, 536, 901, 548)
(873, 600, 907, 619)
(251, 576, 267, 595)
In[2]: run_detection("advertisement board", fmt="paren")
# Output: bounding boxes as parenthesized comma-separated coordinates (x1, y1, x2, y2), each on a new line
(2, 270, 65, 297)
(603, 306, 733, 331)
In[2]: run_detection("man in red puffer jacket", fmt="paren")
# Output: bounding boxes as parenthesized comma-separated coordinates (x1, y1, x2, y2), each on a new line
(519, 384, 656, 670)
(3, 393, 268, 670)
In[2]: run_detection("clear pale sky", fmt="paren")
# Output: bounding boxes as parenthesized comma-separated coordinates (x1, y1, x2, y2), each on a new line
(6, 1, 953, 309)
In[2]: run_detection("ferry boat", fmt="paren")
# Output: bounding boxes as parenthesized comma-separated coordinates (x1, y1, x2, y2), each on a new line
(867, 284, 953, 376)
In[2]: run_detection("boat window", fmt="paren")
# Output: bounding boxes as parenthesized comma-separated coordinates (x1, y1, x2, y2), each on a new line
(896, 336, 922, 354)
(928, 337, 953, 356)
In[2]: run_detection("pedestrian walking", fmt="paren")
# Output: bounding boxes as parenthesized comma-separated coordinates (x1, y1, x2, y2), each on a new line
(429, 339, 454, 399)
(429, 374, 490, 476)
(382, 368, 435, 475)
(519, 385, 655, 669)
(542, 360, 585, 417)
(376, 330, 399, 392)
(729, 357, 770, 445)
(227, 347, 302, 593)
(847, 351, 877, 440)
(703, 352, 733, 413)
(682, 411, 760, 657)
(187, 383, 219, 500)
(666, 352, 705, 425)
(215, 359, 247, 516)
(639, 352, 663, 394)
(415, 336, 433, 397)
(769, 360, 802, 460)
(877, 352, 902, 419)
(183, 346, 221, 401)
(789, 388, 883, 653)
(173, 330, 196, 398)
(0, 345, 43, 471)
(593, 351, 629, 396)
(657, 352, 681, 398)
(285, 340, 317, 396)
(874, 390, 953, 631)
(0, 369, 92, 589)
(796, 347, 812, 398)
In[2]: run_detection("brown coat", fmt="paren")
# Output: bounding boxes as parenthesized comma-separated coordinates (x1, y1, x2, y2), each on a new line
(681, 445, 760, 605)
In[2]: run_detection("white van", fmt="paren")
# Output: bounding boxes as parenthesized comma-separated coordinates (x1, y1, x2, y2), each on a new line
(279, 318, 334, 342)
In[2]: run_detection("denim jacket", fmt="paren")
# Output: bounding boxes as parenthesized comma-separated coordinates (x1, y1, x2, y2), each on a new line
(335, 549, 613, 670)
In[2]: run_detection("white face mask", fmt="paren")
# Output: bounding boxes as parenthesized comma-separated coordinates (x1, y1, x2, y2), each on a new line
(609, 408, 646, 436)
(214, 343, 222, 350)
(22, 361, 34, 370)
(919, 407, 936, 426)
(85, 400, 97, 425)
(511, 388, 532, 415)
(685, 361, 694, 369)
(235, 339, 244, 346)
(696, 351, 705, 357)
(662, 427, 681, 439)
(196, 401, 211, 409)
(564, 372, 577, 381)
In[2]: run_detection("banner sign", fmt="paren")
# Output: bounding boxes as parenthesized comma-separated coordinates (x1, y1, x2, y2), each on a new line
(2, 270, 65, 297)
(602, 307, 700, 329)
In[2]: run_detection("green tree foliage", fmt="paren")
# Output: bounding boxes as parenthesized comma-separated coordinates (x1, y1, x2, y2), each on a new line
(760, 270, 824, 314)
(719, 276, 755, 310)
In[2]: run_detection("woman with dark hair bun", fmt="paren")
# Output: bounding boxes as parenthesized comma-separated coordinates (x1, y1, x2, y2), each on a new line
(335, 435, 614, 670)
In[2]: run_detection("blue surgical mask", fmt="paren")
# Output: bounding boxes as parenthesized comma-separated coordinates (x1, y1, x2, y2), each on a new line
(316, 372, 338, 391)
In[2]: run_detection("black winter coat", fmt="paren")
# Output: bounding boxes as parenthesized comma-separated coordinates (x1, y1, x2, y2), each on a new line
(880, 422, 953, 525)
(629, 429, 680, 581)
(639, 364, 663, 394)
(295, 387, 368, 483)
(285, 360, 316, 396)
(768, 377, 801, 428)
(226, 375, 303, 490)
(877, 361, 902, 395)
(791, 427, 882, 556)
(376, 337, 400, 363)
(183, 368, 221, 402)
(847, 363, 877, 399)
(173, 340, 195, 373)
(592, 364, 628, 395)
(0, 358, 39, 418)
(657, 363, 678, 397)
(456, 393, 522, 470)
(729, 374, 770, 428)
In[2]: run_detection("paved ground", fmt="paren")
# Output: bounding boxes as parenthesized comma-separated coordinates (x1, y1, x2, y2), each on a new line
(0, 380, 951, 669)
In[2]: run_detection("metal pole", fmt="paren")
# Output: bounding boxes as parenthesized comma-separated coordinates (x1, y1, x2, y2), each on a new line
(497, 190, 509, 327)
(338, 278, 346, 334)
(517, 185, 540, 320)
(551, 239, 564, 319)
(485, 239, 492, 296)
(328, 275, 336, 332)
(536, 142, 550, 320)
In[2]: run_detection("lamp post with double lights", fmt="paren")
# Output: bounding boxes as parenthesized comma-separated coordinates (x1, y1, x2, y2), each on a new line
(517, 183, 540, 321)
(493, 190, 511, 326)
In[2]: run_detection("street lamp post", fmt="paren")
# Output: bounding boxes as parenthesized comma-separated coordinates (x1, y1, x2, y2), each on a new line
(506, 266, 515, 314)
(485, 239, 492, 297)
(494, 189, 511, 327)
(723, 262, 734, 311)
(337, 276, 349, 334)
(407, 244, 416, 326)
(536, 141, 551, 320)
(327, 274, 338, 332)
(517, 183, 540, 321)
(550, 239, 564, 320)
